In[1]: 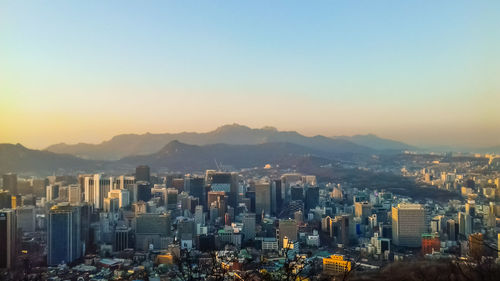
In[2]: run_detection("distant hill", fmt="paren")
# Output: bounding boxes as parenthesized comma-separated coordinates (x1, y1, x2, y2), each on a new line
(0, 143, 101, 175)
(118, 140, 336, 172)
(46, 124, 373, 160)
(334, 134, 416, 151)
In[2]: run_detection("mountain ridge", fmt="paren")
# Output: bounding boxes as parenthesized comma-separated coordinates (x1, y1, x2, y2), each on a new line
(45, 124, 375, 160)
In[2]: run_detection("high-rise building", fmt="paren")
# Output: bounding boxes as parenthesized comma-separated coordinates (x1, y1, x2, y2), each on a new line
(115, 175, 135, 190)
(185, 176, 204, 203)
(242, 213, 256, 241)
(113, 226, 131, 252)
(333, 214, 351, 246)
(0, 191, 11, 209)
(47, 204, 82, 266)
(0, 209, 17, 270)
(278, 219, 298, 248)
(2, 174, 18, 195)
(135, 213, 171, 250)
(446, 219, 457, 241)
(16, 206, 35, 233)
(166, 188, 178, 210)
(84, 174, 113, 209)
(305, 186, 319, 213)
(468, 233, 484, 260)
(458, 212, 472, 238)
(68, 184, 81, 205)
(255, 182, 271, 216)
(355, 202, 373, 219)
(392, 204, 426, 247)
(135, 181, 152, 203)
(290, 186, 304, 201)
(108, 189, 130, 208)
(46, 184, 60, 201)
(272, 179, 282, 214)
(281, 173, 302, 202)
(135, 165, 150, 182)
(206, 172, 239, 208)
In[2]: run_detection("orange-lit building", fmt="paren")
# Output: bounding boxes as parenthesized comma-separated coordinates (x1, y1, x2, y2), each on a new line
(422, 233, 440, 255)
(323, 255, 351, 275)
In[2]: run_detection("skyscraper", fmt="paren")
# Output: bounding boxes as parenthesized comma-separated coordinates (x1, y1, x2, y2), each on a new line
(2, 174, 18, 195)
(242, 213, 256, 241)
(68, 184, 81, 205)
(392, 204, 426, 247)
(47, 204, 82, 266)
(305, 186, 319, 213)
(278, 219, 298, 248)
(255, 182, 271, 216)
(84, 174, 113, 209)
(0, 209, 16, 270)
(135, 165, 151, 182)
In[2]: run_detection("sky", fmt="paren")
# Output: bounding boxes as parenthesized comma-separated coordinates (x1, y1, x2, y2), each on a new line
(1, 1, 499, 149)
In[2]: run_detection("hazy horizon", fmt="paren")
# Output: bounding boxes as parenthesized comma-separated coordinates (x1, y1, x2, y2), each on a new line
(1, 1, 499, 149)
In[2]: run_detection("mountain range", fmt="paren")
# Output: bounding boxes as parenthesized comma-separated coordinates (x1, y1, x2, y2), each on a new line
(45, 124, 411, 160)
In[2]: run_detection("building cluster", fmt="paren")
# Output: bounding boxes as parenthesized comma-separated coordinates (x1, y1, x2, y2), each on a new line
(1, 153, 499, 280)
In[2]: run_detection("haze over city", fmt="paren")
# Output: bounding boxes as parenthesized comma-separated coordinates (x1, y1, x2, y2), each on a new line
(1, 0, 499, 149)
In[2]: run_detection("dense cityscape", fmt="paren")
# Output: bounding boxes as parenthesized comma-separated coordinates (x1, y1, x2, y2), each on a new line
(2, 1, 499, 280)
(1, 149, 500, 280)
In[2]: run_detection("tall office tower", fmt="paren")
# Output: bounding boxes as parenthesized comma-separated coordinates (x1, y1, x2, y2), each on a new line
(181, 196, 199, 215)
(465, 200, 476, 217)
(31, 178, 47, 197)
(294, 211, 303, 224)
(186, 176, 205, 205)
(446, 219, 457, 241)
(194, 205, 205, 226)
(47, 204, 82, 266)
(392, 204, 426, 247)
(80, 203, 92, 248)
(242, 213, 256, 241)
(334, 215, 351, 246)
(208, 191, 228, 216)
(458, 212, 472, 238)
(166, 188, 178, 210)
(278, 219, 298, 248)
(16, 206, 35, 233)
(135, 165, 150, 182)
(115, 175, 135, 190)
(151, 185, 168, 206)
(177, 217, 196, 240)
(68, 184, 81, 205)
(206, 172, 239, 208)
(355, 202, 373, 222)
(135, 181, 152, 203)
(305, 186, 319, 213)
(0, 191, 11, 209)
(103, 197, 119, 213)
(272, 179, 283, 214)
(255, 182, 271, 216)
(84, 174, 113, 209)
(290, 186, 304, 201)
(2, 174, 18, 195)
(108, 189, 130, 208)
(58, 186, 69, 201)
(281, 173, 302, 202)
(113, 226, 131, 252)
(46, 184, 60, 201)
(0, 209, 17, 270)
(135, 213, 171, 250)
(468, 233, 484, 260)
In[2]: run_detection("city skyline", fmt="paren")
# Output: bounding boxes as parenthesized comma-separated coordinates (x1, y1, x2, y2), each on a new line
(1, 1, 499, 148)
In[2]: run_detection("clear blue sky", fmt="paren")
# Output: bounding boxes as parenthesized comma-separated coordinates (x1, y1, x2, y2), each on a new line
(1, 1, 499, 148)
